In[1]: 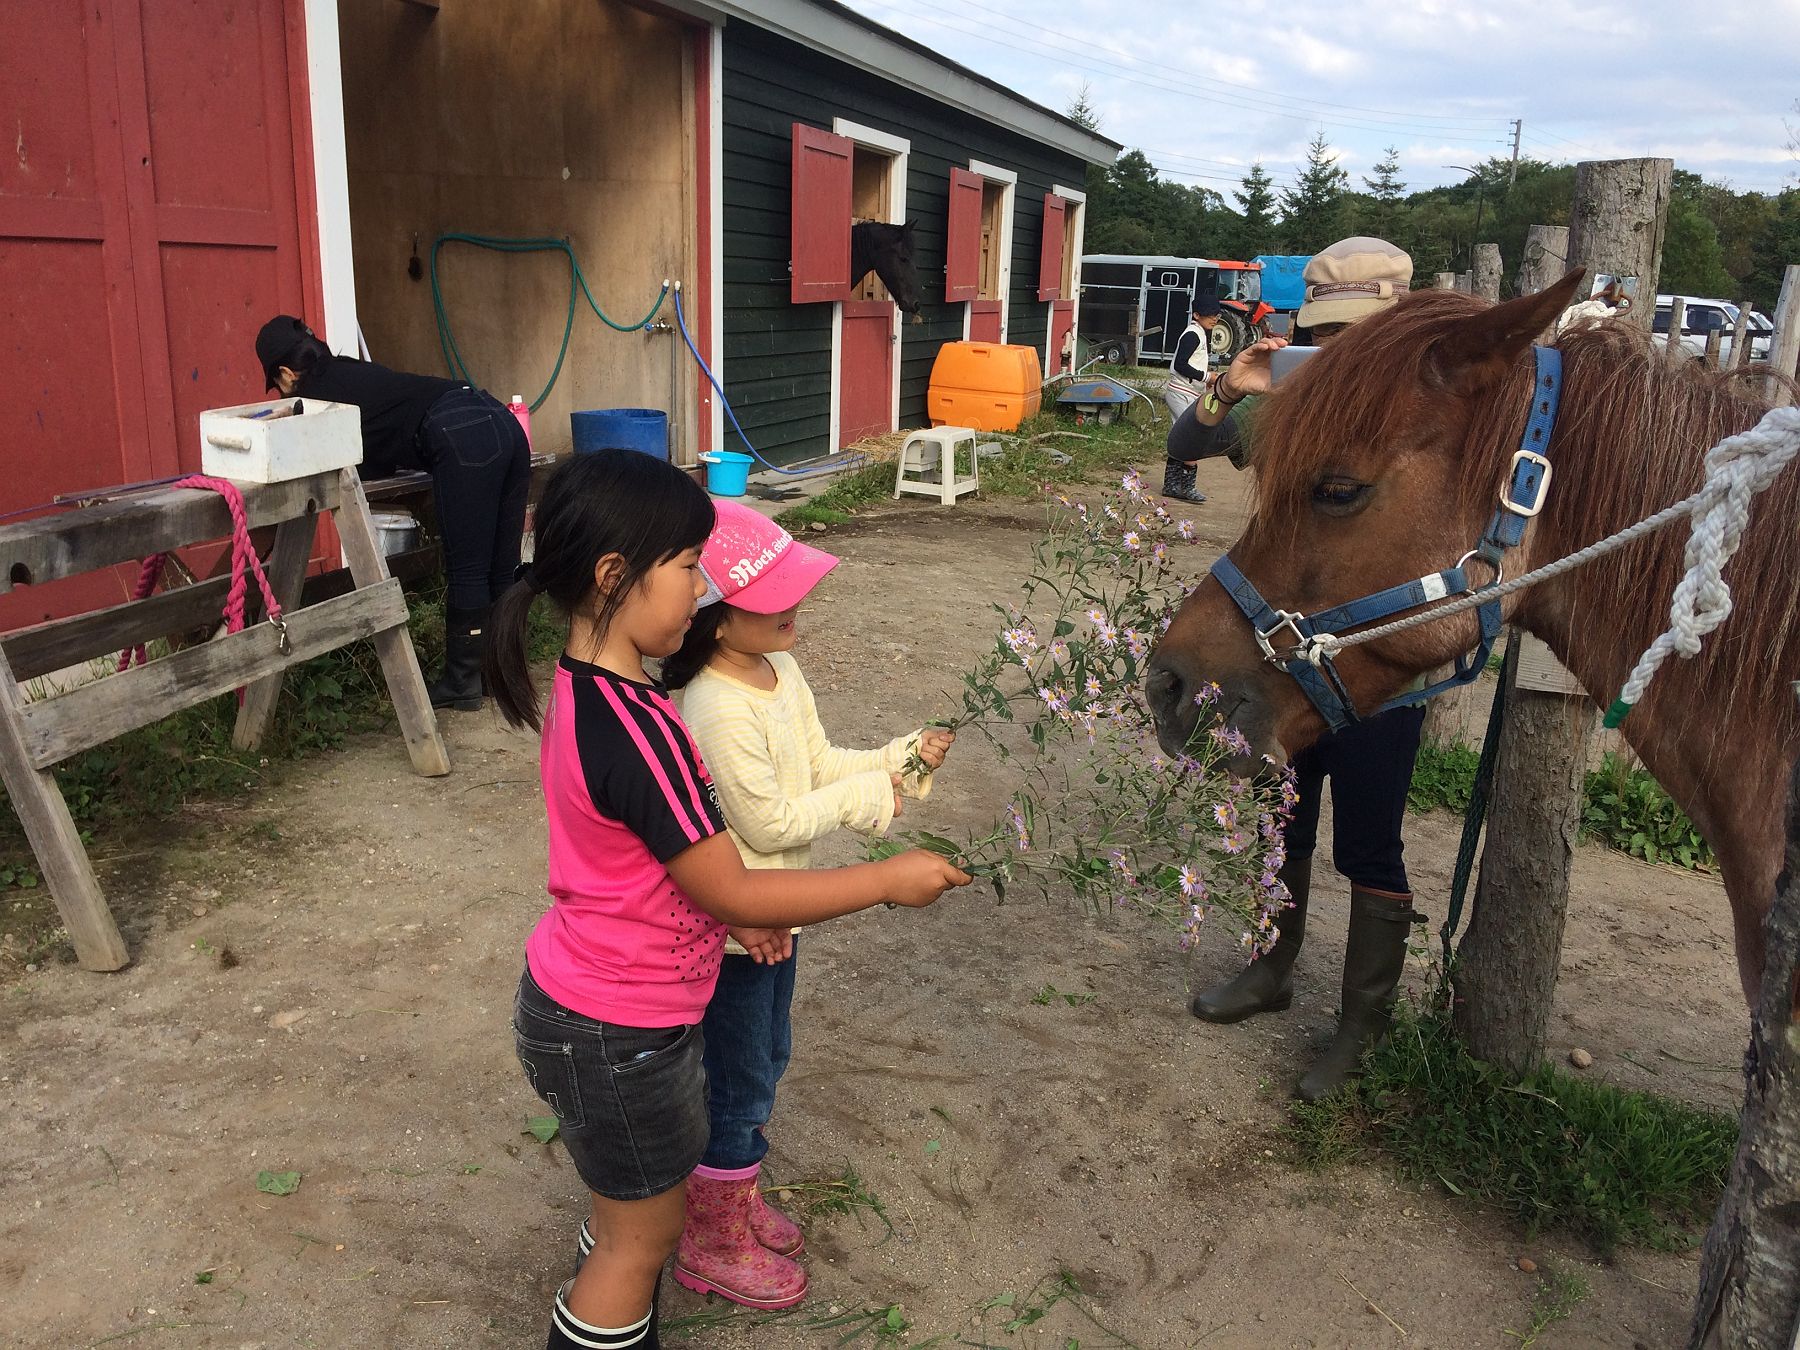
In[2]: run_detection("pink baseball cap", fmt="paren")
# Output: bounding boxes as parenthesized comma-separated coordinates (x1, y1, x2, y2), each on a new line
(698, 500, 838, 614)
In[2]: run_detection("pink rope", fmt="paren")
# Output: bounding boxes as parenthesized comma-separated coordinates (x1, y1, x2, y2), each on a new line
(116, 476, 287, 681)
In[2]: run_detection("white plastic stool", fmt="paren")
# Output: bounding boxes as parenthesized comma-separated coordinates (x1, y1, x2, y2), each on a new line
(893, 426, 980, 505)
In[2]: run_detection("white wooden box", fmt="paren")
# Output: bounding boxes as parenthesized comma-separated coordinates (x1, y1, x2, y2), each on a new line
(199, 398, 362, 484)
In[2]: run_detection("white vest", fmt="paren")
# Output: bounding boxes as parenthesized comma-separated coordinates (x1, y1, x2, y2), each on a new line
(1165, 319, 1212, 399)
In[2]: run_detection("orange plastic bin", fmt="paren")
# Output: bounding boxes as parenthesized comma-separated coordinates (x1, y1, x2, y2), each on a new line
(926, 342, 1042, 432)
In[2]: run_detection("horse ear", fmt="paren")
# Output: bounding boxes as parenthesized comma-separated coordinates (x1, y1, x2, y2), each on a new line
(1428, 267, 1586, 393)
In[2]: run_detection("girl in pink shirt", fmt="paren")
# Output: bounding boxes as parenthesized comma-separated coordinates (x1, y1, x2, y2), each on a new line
(486, 450, 969, 1350)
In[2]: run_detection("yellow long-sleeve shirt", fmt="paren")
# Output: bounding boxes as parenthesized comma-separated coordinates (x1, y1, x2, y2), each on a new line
(676, 651, 931, 875)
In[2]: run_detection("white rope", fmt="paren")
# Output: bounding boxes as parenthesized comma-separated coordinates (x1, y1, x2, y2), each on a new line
(1312, 409, 1800, 717)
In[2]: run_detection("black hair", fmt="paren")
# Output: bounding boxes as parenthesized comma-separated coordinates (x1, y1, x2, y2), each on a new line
(660, 602, 730, 690)
(485, 450, 716, 730)
(283, 332, 335, 380)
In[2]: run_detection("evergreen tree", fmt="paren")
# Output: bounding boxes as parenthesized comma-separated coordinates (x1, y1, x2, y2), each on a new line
(1067, 82, 1101, 132)
(1280, 132, 1350, 253)
(1362, 146, 1407, 246)
(1234, 163, 1278, 256)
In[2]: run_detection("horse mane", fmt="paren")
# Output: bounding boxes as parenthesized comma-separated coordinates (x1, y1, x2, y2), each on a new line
(1250, 288, 1797, 732)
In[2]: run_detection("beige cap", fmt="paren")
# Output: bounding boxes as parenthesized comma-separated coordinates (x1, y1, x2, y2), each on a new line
(1296, 236, 1413, 329)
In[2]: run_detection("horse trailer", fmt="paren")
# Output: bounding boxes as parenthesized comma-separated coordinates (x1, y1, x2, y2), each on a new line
(1077, 255, 1271, 366)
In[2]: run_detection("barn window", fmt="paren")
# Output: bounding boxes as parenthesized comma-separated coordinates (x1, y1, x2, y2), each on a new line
(945, 167, 982, 302)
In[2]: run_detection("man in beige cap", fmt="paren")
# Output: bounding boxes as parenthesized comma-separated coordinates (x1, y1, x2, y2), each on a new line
(1164, 236, 1428, 1104)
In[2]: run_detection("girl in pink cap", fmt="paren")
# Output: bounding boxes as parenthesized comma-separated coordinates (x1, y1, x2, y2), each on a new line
(484, 452, 968, 1350)
(661, 501, 954, 1309)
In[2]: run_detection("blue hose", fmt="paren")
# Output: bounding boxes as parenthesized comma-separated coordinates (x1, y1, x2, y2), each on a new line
(671, 285, 857, 478)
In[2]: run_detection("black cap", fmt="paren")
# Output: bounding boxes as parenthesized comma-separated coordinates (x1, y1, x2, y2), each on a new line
(255, 315, 312, 391)
(1191, 286, 1222, 318)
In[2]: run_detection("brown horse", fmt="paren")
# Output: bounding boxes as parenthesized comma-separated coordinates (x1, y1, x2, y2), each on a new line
(1146, 271, 1798, 1007)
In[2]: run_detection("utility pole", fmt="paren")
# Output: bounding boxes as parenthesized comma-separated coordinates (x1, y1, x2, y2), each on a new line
(1508, 119, 1522, 186)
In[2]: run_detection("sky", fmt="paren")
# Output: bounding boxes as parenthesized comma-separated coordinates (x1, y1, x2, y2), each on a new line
(841, 0, 1800, 199)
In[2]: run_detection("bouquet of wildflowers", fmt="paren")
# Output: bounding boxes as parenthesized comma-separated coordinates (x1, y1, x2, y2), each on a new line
(882, 472, 1297, 957)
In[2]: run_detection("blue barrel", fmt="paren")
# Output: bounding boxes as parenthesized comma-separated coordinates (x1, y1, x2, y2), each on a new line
(570, 407, 669, 460)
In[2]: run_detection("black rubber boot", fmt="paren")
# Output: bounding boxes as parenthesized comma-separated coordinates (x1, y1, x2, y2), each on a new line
(546, 1273, 660, 1348)
(1294, 887, 1424, 1102)
(1191, 853, 1311, 1023)
(1161, 458, 1207, 504)
(429, 605, 487, 712)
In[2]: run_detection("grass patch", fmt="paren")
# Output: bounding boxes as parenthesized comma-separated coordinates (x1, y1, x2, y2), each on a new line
(0, 586, 565, 953)
(775, 1164, 895, 1238)
(1287, 1006, 1735, 1254)
(1406, 741, 1716, 872)
(1504, 1266, 1591, 1347)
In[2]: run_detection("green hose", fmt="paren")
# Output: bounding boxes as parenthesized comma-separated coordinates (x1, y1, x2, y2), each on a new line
(428, 233, 669, 412)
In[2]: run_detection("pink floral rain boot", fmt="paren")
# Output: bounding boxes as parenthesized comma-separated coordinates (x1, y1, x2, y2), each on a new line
(747, 1173, 805, 1257)
(673, 1164, 808, 1309)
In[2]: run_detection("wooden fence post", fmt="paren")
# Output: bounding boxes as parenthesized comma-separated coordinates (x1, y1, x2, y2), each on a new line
(1454, 166, 1669, 1072)
(1688, 685, 1800, 1347)
(1667, 296, 1688, 356)
(1471, 242, 1502, 301)
(1434, 272, 1457, 290)
(1703, 327, 1723, 370)
(1769, 264, 1800, 407)
(1724, 300, 1751, 373)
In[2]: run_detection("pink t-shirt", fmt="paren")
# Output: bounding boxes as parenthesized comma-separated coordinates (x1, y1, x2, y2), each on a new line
(526, 657, 728, 1027)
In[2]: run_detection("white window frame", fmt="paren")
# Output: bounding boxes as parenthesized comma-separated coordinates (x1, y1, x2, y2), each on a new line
(829, 118, 910, 450)
(968, 159, 1017, 341)
(303, 0, 357, 354)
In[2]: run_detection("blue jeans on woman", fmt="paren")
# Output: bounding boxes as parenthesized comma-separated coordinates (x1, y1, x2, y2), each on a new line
(700, 938, 799, 1171)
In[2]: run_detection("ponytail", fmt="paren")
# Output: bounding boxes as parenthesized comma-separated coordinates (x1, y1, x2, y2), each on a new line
(484, 575, 545, 730)
(484, 450, 716, 730)
(660, 602, 728, 690)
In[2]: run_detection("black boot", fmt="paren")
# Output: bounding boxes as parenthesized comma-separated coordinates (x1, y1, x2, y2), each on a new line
(546, 1273, 660, 1348)
(429, 605, 487, 712)
(1161, 458, 1207, 504)
(1294, 887, 1424, 1102)
(1191, 853, 1311, 1022)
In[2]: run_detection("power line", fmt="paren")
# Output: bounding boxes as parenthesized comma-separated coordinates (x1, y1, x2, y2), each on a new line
(851, 0, 1516, 146)
(909, 0, 1515, 131)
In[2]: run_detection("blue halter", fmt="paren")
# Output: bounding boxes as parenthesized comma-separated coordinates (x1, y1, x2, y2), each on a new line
(1209, 345, 1563, 733)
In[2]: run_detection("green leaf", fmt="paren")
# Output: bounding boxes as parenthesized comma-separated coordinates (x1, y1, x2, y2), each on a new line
(255, 1169, 301, 1196)
(886, 1306, 907, 1331)
(524, 1116, 560, 1144)
(924, 1139, 941, 1156)
(194, 1270, 215, 1285)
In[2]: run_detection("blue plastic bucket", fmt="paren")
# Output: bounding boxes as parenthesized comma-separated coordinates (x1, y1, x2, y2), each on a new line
(570, 407, 668, 460)
(702, 451, 753, 497)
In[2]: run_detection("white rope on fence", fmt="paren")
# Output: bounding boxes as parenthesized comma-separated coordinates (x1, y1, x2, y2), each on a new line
(1312, 406, 1800, 725)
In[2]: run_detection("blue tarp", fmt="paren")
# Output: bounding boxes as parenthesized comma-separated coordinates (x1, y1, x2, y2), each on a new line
(1255, 255, 1311, 312)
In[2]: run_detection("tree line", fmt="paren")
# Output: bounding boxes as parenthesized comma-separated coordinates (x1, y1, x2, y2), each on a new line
(1073, 118, 1799, 310)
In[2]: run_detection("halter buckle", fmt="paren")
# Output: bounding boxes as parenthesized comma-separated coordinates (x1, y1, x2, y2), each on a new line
(1500, 449, 1553, 518)
(1255, 611, 1309, 665)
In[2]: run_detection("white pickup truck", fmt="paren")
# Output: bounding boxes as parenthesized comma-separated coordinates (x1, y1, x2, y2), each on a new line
(1652, 294, 1772, 363)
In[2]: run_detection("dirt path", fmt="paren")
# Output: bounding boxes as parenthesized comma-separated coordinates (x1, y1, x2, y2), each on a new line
(2, 457, 1743, 1348)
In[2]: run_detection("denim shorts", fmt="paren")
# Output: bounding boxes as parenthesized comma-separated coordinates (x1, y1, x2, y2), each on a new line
(512, 968, 710, 1201)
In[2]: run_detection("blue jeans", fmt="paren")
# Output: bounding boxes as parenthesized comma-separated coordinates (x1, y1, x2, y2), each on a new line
(700, 939, 799, 1170)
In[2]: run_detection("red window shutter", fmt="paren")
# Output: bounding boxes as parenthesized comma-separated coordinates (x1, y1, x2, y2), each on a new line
(944, 167, 983, 302)
(790, 123, 854, 304)
(1037, 194, 1067, 301)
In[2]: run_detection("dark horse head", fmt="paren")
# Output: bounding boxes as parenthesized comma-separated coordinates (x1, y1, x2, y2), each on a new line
(852, 220, 923, 319)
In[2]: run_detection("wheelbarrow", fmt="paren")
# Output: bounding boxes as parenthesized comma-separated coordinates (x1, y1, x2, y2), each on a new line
(1054, 377, 1138, 427)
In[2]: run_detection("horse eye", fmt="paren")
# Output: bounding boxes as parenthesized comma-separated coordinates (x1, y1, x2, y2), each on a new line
(1311, 479, 1369, 511)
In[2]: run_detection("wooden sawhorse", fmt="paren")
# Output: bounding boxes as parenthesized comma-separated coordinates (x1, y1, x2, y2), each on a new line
(0, 468, 450, 971)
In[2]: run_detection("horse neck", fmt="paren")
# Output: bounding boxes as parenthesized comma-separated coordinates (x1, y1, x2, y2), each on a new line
(850, 223, 873, 286)
(1508, 339, 1796, 897)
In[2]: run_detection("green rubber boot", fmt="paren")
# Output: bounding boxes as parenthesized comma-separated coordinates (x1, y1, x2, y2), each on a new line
(1294, 887, 1423, 1102)
(1190, 854, 1312, 1023)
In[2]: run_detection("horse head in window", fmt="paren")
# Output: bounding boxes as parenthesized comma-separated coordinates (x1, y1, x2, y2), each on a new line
(852, 220, 923, 320)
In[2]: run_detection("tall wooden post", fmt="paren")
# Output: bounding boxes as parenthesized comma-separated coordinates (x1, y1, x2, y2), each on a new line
(1471, 243, 1502, 301)
(1769, 264, 1800, 407)
(1454, 167, 1669, 1073)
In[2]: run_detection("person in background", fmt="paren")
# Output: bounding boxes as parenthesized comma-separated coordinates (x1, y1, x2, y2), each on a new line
(254, 315, 530, 713)
(1161, 285, 1222, 503)
(1171, 237, 1429, 1103)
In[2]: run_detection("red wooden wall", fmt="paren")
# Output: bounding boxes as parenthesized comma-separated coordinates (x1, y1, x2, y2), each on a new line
(2, 0, 319, 632)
